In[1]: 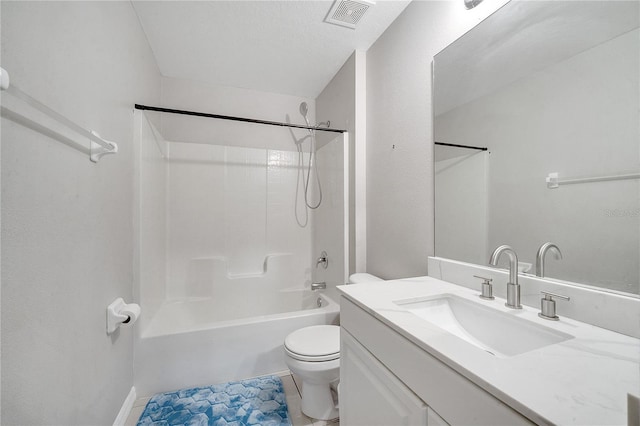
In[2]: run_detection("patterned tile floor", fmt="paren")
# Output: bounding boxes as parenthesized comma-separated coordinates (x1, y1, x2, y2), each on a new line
(125, 372, 339, 426)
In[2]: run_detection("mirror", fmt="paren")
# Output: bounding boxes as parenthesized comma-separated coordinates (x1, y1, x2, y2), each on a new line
(434, 0, 640, 296)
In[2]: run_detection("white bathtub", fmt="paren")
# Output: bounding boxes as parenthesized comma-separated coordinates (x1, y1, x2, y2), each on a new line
(134, 291, 340, 396)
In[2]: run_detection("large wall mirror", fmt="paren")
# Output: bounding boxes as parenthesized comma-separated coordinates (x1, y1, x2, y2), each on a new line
(434, 0, 640, 296)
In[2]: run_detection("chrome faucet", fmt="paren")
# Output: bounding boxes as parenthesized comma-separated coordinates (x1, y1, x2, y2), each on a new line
(489, 245, 522, 309)
(311, 281, 327, 291)
(536, 242, 562, 277)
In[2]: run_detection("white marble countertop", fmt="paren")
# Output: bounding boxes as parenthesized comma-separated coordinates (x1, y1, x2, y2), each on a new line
(338, 276, 640, 426)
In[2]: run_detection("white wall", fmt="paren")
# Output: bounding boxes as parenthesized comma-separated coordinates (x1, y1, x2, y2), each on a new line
(164, 142, 312, 299)
(365, 0, 510, 279)
(134, 112, 168, 332)
(436, 29, 640, 293)
(310, 137, 347, 294)
(435, 149, 488, 266)
(160, 76, 316, 151)
(1, 2, 161, 425)
(136, 77, 320, 304)
(316, 53, 356, 288)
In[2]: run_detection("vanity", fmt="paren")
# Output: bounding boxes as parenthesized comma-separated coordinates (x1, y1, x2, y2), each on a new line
(337, 277, 639, 425)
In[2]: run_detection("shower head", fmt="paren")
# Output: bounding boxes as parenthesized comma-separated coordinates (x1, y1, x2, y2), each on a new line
(299, 102, 311, 127)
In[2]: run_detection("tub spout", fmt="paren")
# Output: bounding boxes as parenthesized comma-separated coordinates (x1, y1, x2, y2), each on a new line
(311, 282, 326, 291)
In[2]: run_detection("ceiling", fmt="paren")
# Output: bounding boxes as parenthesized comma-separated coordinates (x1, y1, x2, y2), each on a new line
(132, 0, 411, 99)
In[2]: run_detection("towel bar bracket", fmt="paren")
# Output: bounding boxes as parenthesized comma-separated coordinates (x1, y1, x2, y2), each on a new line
(89, 131, 118, 163)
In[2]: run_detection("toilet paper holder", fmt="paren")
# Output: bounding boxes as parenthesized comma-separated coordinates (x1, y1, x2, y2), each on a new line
(106, 298, 141, 335)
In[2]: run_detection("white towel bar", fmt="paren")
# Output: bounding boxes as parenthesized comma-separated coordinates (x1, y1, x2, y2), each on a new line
(546, 171, 640, 189)
(0, 67, 118, 163)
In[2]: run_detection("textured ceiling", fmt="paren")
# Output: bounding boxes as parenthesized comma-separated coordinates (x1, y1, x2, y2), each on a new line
(132, 0, 411, 98)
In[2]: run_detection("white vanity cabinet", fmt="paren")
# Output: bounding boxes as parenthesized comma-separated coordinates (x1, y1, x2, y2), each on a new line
(341, 329, 430, 425)
(340, 296, 534, 426)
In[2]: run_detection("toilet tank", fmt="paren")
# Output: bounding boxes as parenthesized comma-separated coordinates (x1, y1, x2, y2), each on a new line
(348, 273, 383, 284)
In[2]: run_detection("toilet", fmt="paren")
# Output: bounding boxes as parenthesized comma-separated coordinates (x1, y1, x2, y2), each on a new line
(284, 325, 340, 420)
(283, 273, 383, 420)
(347, 273, 384, 284)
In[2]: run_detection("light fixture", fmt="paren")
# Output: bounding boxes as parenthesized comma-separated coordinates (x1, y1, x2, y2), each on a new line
(464, 0, 484, 9)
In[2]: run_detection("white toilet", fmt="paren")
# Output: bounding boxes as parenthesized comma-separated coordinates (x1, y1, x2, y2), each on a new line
(283, 273, 383, 420)
(284, 325, 340, 420)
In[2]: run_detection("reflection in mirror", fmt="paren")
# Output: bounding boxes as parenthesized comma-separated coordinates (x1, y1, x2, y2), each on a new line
(434, 0, 640, 296)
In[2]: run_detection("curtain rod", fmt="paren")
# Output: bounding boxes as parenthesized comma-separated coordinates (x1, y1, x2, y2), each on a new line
(134, 104, 346, 134)
(435, 141, 488, 151)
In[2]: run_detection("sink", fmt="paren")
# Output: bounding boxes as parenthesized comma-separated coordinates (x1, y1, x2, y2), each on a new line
(394, 294, 573, 357)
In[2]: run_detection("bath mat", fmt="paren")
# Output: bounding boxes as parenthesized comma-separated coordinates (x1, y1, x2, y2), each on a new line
(137, 375, 292, 426)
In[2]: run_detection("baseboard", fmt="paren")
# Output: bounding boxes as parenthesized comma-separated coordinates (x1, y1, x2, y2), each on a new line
(113, 386, 137, 426)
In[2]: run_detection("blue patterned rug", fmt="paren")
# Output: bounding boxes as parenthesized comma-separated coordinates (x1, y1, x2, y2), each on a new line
(137, 375, 292, 426)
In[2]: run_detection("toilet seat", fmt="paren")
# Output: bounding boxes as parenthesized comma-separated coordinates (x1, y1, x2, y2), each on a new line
(284, 325, 340, 362)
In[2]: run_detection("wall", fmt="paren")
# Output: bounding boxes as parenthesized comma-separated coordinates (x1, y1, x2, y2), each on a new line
(309, 136, 347, 295)
(436, 29, 640, 293)
(164, 142, 313, 300)
(134, 112, 168, 333)
(1, 2, 161, 425)
(156, 77, 318, 299)
(316, 53, 356, 288)
(435, 149, 488, 266)
(159, 76, 316, 151)
(365, 0, 510, 279)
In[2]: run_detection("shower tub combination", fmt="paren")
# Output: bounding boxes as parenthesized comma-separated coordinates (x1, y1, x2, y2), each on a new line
(135, 290, 340, 396)
(133, 108, 348, 396)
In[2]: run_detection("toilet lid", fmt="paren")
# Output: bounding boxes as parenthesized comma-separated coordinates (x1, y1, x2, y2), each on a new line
(285, 325, 340, 362)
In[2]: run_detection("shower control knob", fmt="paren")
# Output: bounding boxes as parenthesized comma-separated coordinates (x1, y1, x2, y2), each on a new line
(316, 251, 328, 269)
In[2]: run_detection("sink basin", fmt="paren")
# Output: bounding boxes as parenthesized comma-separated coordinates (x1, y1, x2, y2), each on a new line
(394, 294, 573, 357)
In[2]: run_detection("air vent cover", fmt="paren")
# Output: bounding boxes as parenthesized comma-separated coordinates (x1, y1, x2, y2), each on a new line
(325, 0, 375, 29)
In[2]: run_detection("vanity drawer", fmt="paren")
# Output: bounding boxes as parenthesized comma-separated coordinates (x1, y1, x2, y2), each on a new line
(340, 296, 537, 426)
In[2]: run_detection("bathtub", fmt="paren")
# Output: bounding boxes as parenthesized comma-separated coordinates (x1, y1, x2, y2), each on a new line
(134, 291, 340, 396)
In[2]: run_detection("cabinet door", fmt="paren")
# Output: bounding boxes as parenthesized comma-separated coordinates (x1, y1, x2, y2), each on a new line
(341, 329, 428, 426)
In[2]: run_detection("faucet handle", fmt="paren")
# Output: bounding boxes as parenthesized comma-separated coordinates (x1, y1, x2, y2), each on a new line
(538, 291, 570, 321)
(316, 251, 328, 269)
(541, 291, 570, 301)
(473, 275, 494, 300)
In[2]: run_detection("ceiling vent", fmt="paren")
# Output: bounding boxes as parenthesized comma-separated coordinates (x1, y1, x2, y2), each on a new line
(325, 0, 375, 29)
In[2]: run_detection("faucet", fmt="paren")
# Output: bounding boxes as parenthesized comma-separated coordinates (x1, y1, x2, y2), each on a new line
(311, 281, 326, 291)
(316, 251, 328, 269)
(489, 245, 522, 309)
(536, 242, 562, 277)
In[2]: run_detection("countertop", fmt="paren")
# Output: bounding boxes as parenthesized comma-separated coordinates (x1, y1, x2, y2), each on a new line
(338, 276, 640, 425)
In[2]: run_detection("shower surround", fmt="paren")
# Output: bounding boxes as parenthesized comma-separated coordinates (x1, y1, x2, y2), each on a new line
(133, 106, 347, 395)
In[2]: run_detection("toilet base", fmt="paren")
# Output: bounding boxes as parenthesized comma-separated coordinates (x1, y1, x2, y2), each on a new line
(285, 356, 340, 421)
(301, 381, 339, 421)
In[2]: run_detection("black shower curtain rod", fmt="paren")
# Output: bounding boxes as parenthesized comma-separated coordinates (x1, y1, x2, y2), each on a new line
(134, 104, 346, 134)
(435, 141, 488, 151)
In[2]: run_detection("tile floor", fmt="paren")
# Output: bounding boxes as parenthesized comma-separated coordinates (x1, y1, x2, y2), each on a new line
(124, 372, 339, 426)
